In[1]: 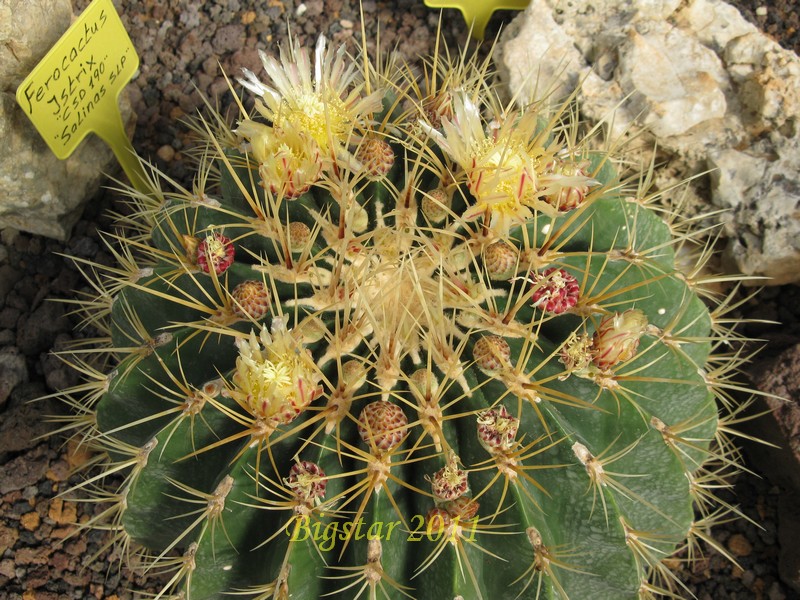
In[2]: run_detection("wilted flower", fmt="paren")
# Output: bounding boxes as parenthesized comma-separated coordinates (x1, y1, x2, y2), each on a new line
(530, 267, 580, 314)
(285, 461, 327, 505)
(196, 231, 235, 275)
(476, 405, 519, 452)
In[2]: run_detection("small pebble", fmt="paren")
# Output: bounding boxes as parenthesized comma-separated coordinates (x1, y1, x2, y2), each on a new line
(756, 6, 768, 16)
(728, 532, 754, 558)
(769, 581, 786, 600)
(157, 144, 176, 162)
(20, 511, 40, 531)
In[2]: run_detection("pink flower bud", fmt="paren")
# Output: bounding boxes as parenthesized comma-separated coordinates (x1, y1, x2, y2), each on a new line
(197, 232, 235, 275)
(530, 268, 580, 314)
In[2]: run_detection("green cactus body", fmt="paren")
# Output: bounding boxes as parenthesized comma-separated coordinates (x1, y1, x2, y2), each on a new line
(58, 31, 748, 600)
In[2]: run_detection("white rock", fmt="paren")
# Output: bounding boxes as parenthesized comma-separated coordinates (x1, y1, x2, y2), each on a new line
(674, 0, 757, 53)
(725, 33, 800, 130)
(496, 0, 586, 105)
(0, 91, 135, 240)
(615, 22, 729, 139)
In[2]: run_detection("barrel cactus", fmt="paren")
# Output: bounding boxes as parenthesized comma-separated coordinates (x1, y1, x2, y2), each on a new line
(57, 31, 750, 600)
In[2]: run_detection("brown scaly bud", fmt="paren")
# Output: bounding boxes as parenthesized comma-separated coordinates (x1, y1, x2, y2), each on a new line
(530, 268, 580, 314)
(472, 335, 511, 376)
(484, 241, 519, 281)
(443, 495, 479, 522)
(285, 460, 327, 504)
(288, 221, 311, 251)
(421, 188, 450, 223)
(358, 401, 408, 453)
(197, 232, 235, 275)
(231, 280, 271, 320)
(591, 309, 648, 370)
(426, 507, 453, 532)
(476, 405, 519, 452)
(356, 137, 395, 181)
(428, 459, 468, 501)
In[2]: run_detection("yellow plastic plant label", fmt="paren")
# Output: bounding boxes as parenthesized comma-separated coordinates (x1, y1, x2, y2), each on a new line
(424, 0, 531, 39)
(15, 0, 148, 191)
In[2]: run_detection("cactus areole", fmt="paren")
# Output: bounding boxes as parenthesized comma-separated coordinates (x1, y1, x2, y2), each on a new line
(57, 29, 752, 600)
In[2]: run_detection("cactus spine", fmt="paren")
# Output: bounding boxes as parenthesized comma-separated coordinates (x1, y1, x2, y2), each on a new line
(54, 28, 753, 600)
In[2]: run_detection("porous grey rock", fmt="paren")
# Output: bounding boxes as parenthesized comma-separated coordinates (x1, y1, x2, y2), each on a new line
(16, 300, 70, 357)
(498, 0, 800, 284)
(709, 140, 800, 284)
(0, 0, 135, 240)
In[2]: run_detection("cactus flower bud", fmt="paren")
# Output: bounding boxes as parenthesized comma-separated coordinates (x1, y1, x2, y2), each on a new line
(409, 368, 439, 398)
(358, 401, 408, 453)
(426, 507, 453, 532)
(443, 495, 479, 522)
(231, 280, 271, 320)
(421, 188, 450, 223)
(472, 335, 511, 375)
(484, 241, 519, 281)
(288, 221, 311, 251)
(591, 309, 649, 370)
(356, 137, 395, 181)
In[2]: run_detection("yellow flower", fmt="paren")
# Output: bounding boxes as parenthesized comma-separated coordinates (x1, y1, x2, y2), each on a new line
(423, 94, 557, 234)
(237, 119, 322, 198)
(239, 35, 383, 159)
(231, 318, 322, 424)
